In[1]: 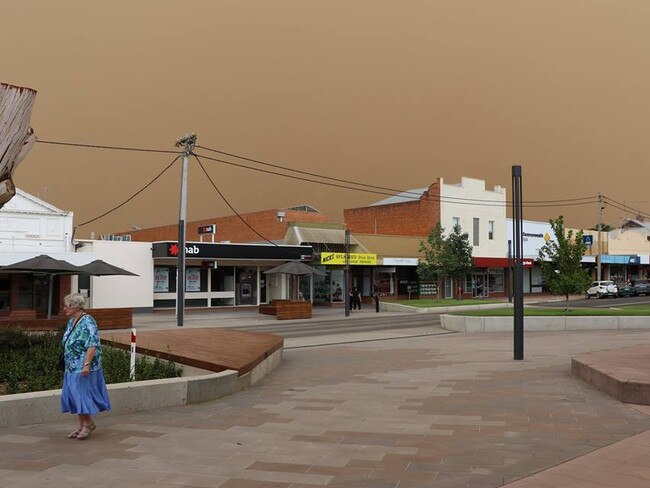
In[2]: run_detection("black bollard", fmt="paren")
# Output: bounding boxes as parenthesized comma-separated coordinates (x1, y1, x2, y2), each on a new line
(373, 293, 380, 313)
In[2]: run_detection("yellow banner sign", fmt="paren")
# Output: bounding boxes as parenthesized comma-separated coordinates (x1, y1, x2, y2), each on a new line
(320, 252, 377, 265)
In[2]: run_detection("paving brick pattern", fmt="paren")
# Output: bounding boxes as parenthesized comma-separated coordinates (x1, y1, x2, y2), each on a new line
(2, 330, 650, 487)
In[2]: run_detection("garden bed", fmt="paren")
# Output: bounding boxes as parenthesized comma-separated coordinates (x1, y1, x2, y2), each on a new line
(0, 328, 182, 395)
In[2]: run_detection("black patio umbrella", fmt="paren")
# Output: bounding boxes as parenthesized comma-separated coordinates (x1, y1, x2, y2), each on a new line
(0, 255, 83, 318)
(263, 261, 324, 300)
(75, 260, 139, 277)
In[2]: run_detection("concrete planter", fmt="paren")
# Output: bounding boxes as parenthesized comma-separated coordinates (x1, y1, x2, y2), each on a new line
(0, 349, 282, 427)
(441, 315, 650, 333)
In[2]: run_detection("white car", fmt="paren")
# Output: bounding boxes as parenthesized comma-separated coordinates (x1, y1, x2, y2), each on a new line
(586, 281, 618, 299)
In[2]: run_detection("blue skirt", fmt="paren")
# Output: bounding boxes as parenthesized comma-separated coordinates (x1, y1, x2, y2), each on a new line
(61, 368, 111, 415)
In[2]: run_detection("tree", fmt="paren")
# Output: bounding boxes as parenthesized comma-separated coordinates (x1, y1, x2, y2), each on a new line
(418, 223, 445, 299)
(442, 223, 473, 300)
(419, 223, 473, 300)
(0, 82, 37, 208)
(538, 215, 592, 310)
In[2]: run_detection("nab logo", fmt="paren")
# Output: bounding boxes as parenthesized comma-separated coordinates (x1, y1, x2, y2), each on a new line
(169, 244, 200, 256)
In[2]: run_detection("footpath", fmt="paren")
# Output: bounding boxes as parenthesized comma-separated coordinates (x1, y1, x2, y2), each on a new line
(1, 305, 650, 487)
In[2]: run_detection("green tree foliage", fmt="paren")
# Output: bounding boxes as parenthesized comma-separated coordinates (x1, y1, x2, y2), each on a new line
(538, 215, 592, 309)
(418, 223, 473, 300)
(418, 223, 445, 298)
(443, 224, 474, 299)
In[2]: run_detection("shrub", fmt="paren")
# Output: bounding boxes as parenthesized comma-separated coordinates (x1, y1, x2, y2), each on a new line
(0, 328, 183, 394)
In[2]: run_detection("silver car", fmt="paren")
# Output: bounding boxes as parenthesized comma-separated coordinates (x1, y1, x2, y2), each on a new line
(586, 281, 618, 299)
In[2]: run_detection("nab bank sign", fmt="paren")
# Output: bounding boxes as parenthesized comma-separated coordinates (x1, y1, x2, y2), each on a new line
(168, 244, 202, 257)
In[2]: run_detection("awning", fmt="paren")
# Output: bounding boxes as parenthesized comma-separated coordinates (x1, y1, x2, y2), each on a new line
(473, 257, 534, 268)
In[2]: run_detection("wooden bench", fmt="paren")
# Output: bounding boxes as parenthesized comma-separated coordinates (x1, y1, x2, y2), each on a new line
(259, 299, 312, 320)
(0, 307, 132, 331)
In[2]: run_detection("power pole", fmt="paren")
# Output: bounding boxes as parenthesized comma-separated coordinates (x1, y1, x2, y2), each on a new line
(175, 133, 196, 327)
(597, 192, 603, 282)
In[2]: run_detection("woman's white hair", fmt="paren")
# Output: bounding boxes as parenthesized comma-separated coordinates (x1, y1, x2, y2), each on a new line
(63, 293, 86, 310)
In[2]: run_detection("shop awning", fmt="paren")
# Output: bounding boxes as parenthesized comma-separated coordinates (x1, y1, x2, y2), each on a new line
(285, 226, 363, 247)
(473, 257, 534, 268)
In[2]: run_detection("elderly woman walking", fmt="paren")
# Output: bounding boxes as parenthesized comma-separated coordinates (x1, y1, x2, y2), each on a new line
(60, 293, 111, 440)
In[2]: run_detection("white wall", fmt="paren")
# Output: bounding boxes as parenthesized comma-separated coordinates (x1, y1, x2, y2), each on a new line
(76, 240, 153, 310)
(440, 177, 506, 258)
(0, 189, 73, 253)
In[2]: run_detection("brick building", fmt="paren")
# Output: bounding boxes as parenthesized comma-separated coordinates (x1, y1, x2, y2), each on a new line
(344, 180, 441, 237)
(344, 177, 509, 299)
(116, 205, 330, 243)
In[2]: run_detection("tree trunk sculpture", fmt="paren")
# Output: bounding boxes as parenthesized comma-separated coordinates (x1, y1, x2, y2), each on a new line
(0, 82, 37, 208)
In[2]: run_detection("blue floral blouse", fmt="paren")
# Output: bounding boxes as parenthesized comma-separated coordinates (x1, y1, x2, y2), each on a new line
(62, 314, 103, 374)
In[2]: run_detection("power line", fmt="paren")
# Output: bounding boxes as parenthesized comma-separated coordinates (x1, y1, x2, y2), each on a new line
(603, 195, 650, 219)
(603, 198, 650, 220)
(75, 154, 181, 228)
(192, 153, 278, 246)
(36, 139, 180, 154)
(193, 151, 597, 209)
(195, 143, 597, 206)
(35, 138, 599, 207)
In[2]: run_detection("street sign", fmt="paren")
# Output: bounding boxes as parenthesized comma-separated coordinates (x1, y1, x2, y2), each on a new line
(583, 235, 593, 246)
(198, 224, 216, 235)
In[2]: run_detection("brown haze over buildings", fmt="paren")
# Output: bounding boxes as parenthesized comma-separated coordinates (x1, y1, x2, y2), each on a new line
(3, 1, 650, 238)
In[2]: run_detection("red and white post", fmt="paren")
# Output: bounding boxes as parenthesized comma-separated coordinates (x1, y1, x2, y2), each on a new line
(130, 328, 136, 381)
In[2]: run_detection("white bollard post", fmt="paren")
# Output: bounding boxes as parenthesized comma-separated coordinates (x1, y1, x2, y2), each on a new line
(130, 328, 136, 381)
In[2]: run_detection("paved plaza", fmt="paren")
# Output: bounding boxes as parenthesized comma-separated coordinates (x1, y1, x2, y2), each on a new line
(2, 317, 650, 487)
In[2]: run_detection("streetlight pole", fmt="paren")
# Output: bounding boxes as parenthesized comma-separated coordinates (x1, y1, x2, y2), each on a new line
(175, 133, 196, 327)
(512, 165, 524, 360)
(344, 229, 350, 317)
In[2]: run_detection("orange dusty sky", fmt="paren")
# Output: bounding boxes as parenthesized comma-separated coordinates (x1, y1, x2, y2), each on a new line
(3, 1, 649, 238)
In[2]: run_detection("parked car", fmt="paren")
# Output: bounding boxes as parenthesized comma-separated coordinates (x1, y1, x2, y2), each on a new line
(586, 281, 618, 299)
(633, 280, 650, 296)
(618, 282, 636, 298)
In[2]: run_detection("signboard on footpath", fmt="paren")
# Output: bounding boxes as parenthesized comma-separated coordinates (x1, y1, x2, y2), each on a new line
(320, 252, 377, 265)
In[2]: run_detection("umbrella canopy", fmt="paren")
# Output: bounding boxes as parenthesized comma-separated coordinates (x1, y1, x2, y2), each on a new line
(0, 254, 82, 274)
(76, 260, 138, 276)
(0, 255, 83, 319)
(263, 260, 325, 276)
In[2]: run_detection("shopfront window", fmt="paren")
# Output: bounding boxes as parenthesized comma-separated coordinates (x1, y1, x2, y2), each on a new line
(299, 275, 311, 301)
(374, 272, 394, 295)
(17, 274, 34, 309)
(488, 268, 504, 293)
(313, 267, 330, 303)
(185, 268, 207, 292)
(330, 269, 344, 302)
(154, 266, 176, 293)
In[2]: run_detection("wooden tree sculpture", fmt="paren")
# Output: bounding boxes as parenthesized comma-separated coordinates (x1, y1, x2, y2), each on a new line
(0, 82, 37, 208)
